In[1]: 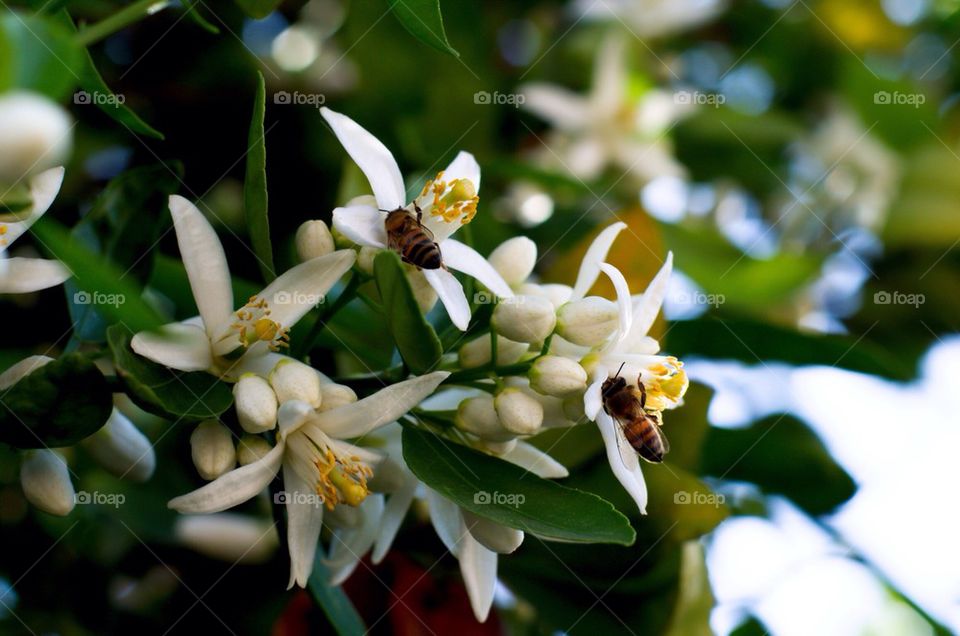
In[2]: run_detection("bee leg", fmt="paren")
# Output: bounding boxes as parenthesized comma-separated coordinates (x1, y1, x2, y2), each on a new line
(637, 377, 647, 410)
(414, 203, 423, 225)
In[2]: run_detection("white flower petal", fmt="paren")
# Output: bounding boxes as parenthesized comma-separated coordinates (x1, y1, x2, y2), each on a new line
(442, 239, 513, 299)
(596, 411, 648, 514)
(320, 107, 405, 211)
(459, 528, 498, 622)
(499, 441, 569, 479)
(327, 494, 384, 585)
(168, 443, 284, 513)
(462, 509, 524, 554)
(571, 222, 626, 300)
(442, 150, 481, 191)
(583, 367, 606, 420)
(131, 322, 213, 372)
(520, 84, 591, 131)
(0, 257, 69, 293)
(315, 371, 449, 439)
(283, 461, 325, 589)
(426, 488, 462, 555)
(423, 267, 470, 330)
(372, 476, 417, 563)
(168, 195, 234, 338)
(332, 205, 387, 248)
(625, 252, 672, 349)
(256, 249, 356, 330)
(590, 32, 626, 119)
(0, 167, 64, 252)
(599, 262, 633, 351)
(0, 355, 53, 390)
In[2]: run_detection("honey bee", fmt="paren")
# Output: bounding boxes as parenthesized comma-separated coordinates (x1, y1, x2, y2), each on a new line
(601, 363, 669, 464)
(384, 204, 443, 270)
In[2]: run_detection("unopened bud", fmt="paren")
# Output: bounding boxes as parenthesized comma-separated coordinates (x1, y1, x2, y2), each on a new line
(458, 334, 528, 369)
(82, 409, 156, 482)
(555, 296, 619, 346)
(0, 92, 72, 182)
(494, 388, 544, 436)
(175, 513, 279, 564)
(20, 449, 75, 516)
(455, 395, 514, 442)
(234, 373, 278, 433)
(190, 420, 236, 480)
(318, 383, 358, 412)
(295, 220, 336, 261)
(237, 435, 274, 466)
(529, 355, 588, 398)
(269, 359, 321, 408)
(488, 237, 536, 287)
(491, 295, 556, 344)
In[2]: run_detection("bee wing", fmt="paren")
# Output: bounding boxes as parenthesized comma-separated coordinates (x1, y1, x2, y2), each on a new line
(611, 416, 639, 470)
(657, 424, 670, 455)
(419, 218, 436, 242)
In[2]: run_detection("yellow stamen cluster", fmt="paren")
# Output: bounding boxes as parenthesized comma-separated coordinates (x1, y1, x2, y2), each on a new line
(0, 224, 7, 247)
(417, 171, 479, 226)
(642, 357, 688, 412)
(231, 296, 289, 351)
(314, 447, 372, 510)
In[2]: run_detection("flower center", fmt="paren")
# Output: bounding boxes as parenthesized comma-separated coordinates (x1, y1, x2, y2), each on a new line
(312, 447, 372, 510)
(214, 296, 289, 359)
(415, 170, 478, 226)
(641, 356, 688, 411)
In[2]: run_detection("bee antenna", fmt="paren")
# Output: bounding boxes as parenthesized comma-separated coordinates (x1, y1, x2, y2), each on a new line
(615, 361, 626, 378)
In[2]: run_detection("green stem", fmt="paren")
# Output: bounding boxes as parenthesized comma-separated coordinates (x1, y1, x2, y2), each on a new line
(75, 0, 171, 47)
(444, 360, 535, 384)
(295, 274, 361, 358)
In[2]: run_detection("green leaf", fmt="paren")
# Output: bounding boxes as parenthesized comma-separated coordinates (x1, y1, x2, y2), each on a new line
(232, 0, 282, 20)
(181, 0, 220, 34)
(373, 251, 443, 374)
(402, 427, 636, 545)
(699, 414, 856, 516)
(55, 12, 164, 139)
(0, 12, 82, 100)
(0, 354, 112, 448)
(106, 324, 234, 422)
(307, 546, 367, 635)
(667, 317, 908, 381)
(245, 71, 274, 282)
(385, 0, 459, 57)
(659, 221, 821, 309)
(32, 218, 165, 333)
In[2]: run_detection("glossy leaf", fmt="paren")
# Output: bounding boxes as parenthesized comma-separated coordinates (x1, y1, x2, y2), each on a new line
(0, 13, 82, 99)
(385, 0, 459, 57)
(308, 546, 367, 636)
(107, 324, 233, 422)
(373, 251, 443, 374)
(245, 71, 275, 282)
(699, 414, 857, 516)
(0, 354, 112, 448)
(666, 317, 908, 380)
(403, 426, 636, 545)
(32, 218, 165, 333)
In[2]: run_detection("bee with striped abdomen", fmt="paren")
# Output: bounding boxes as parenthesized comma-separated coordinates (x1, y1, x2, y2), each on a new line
(601, 363, 670, 463)
(384, 204, 443, 270)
